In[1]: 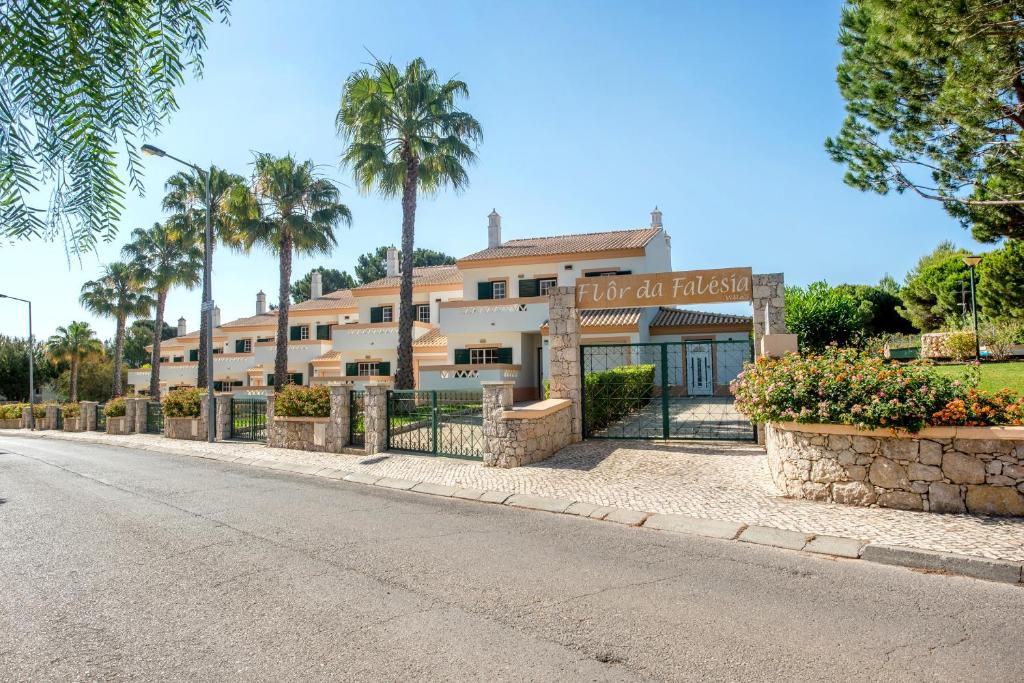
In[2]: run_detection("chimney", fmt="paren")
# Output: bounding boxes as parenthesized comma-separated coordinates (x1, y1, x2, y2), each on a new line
(256, 290, 266, 314)
(488, 209, 502, 248)
(310, 271, 323, 299)
(212, 306, 221, 328)
(650, 206, 662, 228)
(386, 247, 399, 277)
(177, 317, 186, 336)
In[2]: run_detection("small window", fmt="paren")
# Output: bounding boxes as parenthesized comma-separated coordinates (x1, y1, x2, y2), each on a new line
(470, 348, 499, 365)
(539, 278, 558, 296)
(417, 305, 430, 323)
(172, 355, 184, 363)
(299, 325, 309, 340)
(257, 336, 274, 343)
(584, 269, 632, 278)
(212, 348, 222, 354)
(381, 306, 393, 323)
(491, 281, 506, 300)
(358, 362, 380, 376)
(159, 357, 169, 364)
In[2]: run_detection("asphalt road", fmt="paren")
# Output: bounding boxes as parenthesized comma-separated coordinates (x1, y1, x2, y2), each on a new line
(1, 435, 1022, 682)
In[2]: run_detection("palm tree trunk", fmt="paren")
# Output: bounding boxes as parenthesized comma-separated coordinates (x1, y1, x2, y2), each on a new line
(150, 290, 167, 397)
(70, 356, 79, 403)
(274, 232, 293, 391)
(113, 315, 126, 396)
(395, 155, 418, 390)
(197, 269, 209, 389)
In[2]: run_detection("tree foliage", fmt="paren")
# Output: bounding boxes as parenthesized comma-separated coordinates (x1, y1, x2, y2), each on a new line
(785, 281, 868, 352)
(898, 241, 974, 332)
(826, 0, 1024, 242)
(978, 239, 1024, 321)
(123, 319, 177, 369)
(53, 353, 125, 403)
(46, 321, 102, 402)
(353, 246, 457, 285)
(0, 0, 232, 253)
(835, 280, 917, 336)
(290, 267, 357, 303)
(0, 335, 54, 401)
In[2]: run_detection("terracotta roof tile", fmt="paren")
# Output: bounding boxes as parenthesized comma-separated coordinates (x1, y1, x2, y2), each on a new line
(219, 312, 277, 329)
(291, 289, 356, 311)
(650, 307, 752, 328)
(580, 308, 642, 327)
(413, 328, 448, 348)
(355, 265, 462, 291)
(459, 227, 662, 262)
(312, 350, 342, 363)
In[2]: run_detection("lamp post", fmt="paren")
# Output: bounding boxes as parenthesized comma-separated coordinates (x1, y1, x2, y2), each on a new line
(963, 255, 983, 362)
(0, 294, 34, 428)
(142, 144, 216, 443)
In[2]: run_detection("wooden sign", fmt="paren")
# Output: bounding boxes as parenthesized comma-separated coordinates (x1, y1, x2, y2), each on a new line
(575, 267, 753, 309)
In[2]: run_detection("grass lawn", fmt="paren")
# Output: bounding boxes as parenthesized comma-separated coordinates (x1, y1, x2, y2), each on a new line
(931, 362, 1024, 393)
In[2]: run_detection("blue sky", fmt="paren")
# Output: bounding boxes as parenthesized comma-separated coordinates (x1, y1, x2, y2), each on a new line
(0, 0, 988, 341)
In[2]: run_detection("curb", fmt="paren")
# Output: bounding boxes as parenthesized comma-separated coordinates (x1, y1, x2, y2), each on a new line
(5, 430, 1023, 586)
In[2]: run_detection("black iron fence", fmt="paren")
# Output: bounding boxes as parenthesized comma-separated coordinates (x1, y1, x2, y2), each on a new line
(94, 403, 107, 431)
(146, 401, 163, 434)
(386, 390, 483, 459)
(230, 397, 267, 442)
(349, 390, 365, 447)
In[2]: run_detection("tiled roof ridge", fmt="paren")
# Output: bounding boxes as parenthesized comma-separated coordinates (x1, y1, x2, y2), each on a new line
(502, 226, 658, 245)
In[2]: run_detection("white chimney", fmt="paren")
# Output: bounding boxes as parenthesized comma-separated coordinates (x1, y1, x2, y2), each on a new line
(177, 317, 186, 336)
(386, 247, 399, 277)
(212, 306, 221, 328)
(488, 209, 502, 248)
(310, 271, 323, 299)
(257, 290, 267, 314)
(650, 206, 662, 228)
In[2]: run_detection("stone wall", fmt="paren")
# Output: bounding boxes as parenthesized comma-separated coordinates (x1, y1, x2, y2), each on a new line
(481, 381, 573, 468)
(165, 417, 205, 440)
(106, 416, 131, 435)
(546, 287, 582, 443)
(0, 418, 23, 429)
(766, 423, 1024, 516)
(752, 273, 787, 358)
(62, 416, 83, 432)
(921, 332, 975, 360)
(363, 383, 388, 454)
(81, 401, 97, 431)
(266, 386, 349, 453)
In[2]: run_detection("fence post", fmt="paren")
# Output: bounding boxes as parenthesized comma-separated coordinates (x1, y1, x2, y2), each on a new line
(363, 383, 389, 454)
(124, 398, 138, 433)
(547, 286, 583, 443)
(81, 401, 97, 431)
(660, 343, 670, 439)
(481, 381, 514, 466)
(215, 395, 231, 440)
(21, 405, 31, 430)
(44, 404, 59, 430)
(326, 384, 351, 452)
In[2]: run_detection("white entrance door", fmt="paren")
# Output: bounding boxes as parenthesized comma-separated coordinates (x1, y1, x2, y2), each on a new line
(686, 343, 713, 396)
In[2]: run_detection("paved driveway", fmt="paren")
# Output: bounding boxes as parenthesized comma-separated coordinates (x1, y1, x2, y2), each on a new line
(592, 396, 755, 440)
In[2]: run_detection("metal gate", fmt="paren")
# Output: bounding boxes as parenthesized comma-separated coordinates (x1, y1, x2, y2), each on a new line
(349, 390, 365, 447)
(146, 401, 163, 434)
(95, 403, 107, 431)
(581, 340, 755, 441)
(230, 397, 267, 442)
(386, 390, 483, 459)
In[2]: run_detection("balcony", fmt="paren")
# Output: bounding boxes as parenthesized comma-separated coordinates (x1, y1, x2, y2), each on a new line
(438, 297, 548, 334)
(330, 321, 433, 352)
(418, 364, 520, 391)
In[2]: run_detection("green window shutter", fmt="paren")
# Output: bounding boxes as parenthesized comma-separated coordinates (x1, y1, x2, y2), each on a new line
(477, 282, 493, 299)
(345, 362, 358, 376)
(289, 373, 303, 386)
(370, 306, 383, 323)
(188, 349, 198, 362)
(266, 374, 275, 386)
(518, 278, 538, 297)
(454, 349, 470, 365)
(289, 325, 301, 341)
(497, 347, 513, 364)
(213, 381, 223, 392)
(377, 361, 390, 376)
(234, 340, 245, 353)
(316, 324, 331, 340)
(617, 270, 632, 275)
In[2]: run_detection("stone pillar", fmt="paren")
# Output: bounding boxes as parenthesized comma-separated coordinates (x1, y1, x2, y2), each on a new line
(546, 286, 582, 442)
(325, 384, 352, 453)
(81, 401, 97, 431)
(363, 383, 389, 454)
(265, 394, 283, 447)
(134, 398, 150, 433)
(751, 273, 787, 358)
(481, 381, 514, 466)
(44, 404, 58, 430)
(124, 398, 138, 433)
(198, 395, 211, 439)
(21, 405, 32, 429)
(215, 394, 231, 440)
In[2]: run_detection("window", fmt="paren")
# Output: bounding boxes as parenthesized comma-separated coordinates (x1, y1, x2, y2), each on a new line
(159, 356, 169, 364)
(172, 355, 184, 363)
(235, 339, 252, 353)
(381, 306, 393, 323)
(300, 325, 309, 340)
(316, 324, 331, 340)
(470, 348, 499, 364)
(188, 349, 199, 361)
(212, 348, 222, 354)
(289, 325, 309, 341)
(539, 278, 558, 295)
(358, 362, 379, 376)
(417, 304, 430, 323)
(491, 280, 506, 299)
(584, 269, 633, 277)
(257, 336, 274, 343)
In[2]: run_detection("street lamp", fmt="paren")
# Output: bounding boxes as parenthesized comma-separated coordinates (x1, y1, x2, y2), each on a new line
(963, 255, 983, 362)
(142, 143, 216, 443)
(0, 293, 34, 428)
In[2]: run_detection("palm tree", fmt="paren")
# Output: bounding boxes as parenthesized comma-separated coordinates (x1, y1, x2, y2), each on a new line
(80, 263, 155, 396)
(162, 166, 246, 388)
(46, 322, 103, 402)
(228, 153, 351, 390)
(337, 57, 482, 389)
(122, 222, 202, 397)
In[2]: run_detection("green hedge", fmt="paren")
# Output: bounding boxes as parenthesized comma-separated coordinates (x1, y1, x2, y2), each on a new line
(584, 364, 656, 433)
(0, 403, 25, 420)
(162, 388, 203, 418)
(275, 385, 330, 418)
(61, 403, 80, 418)
(104, 397, 126, 417)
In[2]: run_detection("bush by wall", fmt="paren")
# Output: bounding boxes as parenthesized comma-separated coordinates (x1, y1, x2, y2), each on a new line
(943, 330, 977, 361)
(733, 348, 1023, 431)
(584, 364, 655, 433)
(162, 388, 203, 418)
(275, 385, 330, 418)
(104, 397, 126, 418)
(0, 403, 26, 419)
(61, 403, 80, 418)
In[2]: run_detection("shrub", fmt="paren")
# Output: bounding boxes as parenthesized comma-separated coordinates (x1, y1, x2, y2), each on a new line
(104, 397, 126, 417)
(162, 388, 203, 418)
(61, 403, 80, 418)
(275, 384, 330, 418)
(943, 330, 977, 361)
(0, 403, 26, 419)
(543, 379, 550, 399)
(980, 320, 1023, 360)
(931, 389, 1024, 427)
(733, 347, 979, 431)
(583, 364, 655, 433)
(32, 403, 47, 418)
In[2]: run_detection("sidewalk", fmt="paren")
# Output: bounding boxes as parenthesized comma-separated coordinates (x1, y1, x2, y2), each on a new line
(7, 429, 1024, 565)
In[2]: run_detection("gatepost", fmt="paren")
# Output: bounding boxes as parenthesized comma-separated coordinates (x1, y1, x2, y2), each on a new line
(547, 286, 583, 443)
(363, 383, 389, 454)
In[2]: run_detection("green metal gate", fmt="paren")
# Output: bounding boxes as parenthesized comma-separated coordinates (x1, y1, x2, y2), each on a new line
(95, 403, 107, 431)
(349, 390, 365, 447)
(386, 390, 483, 459)
(581, 340, 756, 441)
(146, 401, 163, 434)
(230, 397, 267, 442)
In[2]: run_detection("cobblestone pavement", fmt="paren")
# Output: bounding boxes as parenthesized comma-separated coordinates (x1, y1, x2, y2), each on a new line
(11, 429, 1024, 562)
(596, 397, 755, 440)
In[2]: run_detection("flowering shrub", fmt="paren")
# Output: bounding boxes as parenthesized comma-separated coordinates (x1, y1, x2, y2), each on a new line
(730, 347, 1018, 431)
(943, 330, 977, 361)
(104, 397, 126, 417)
(0, 403, 26, 420)
(61, 403, 80, 418)
(162, 388, 203, 418)
(275, 385, 330, 418)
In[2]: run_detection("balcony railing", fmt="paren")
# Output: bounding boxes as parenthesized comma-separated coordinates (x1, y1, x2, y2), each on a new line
(438, 297, 548, 333)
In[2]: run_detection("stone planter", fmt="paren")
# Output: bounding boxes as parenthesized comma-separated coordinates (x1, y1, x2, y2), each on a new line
(269, 416, 332, 452)
(0, 418, 23, 429)
(106, 416, 130, 435)
(164, 416, 205, 440)
(766, 422, 1024, 516)
(62, 416, 83, 432)
(482, 382, 574, 468)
